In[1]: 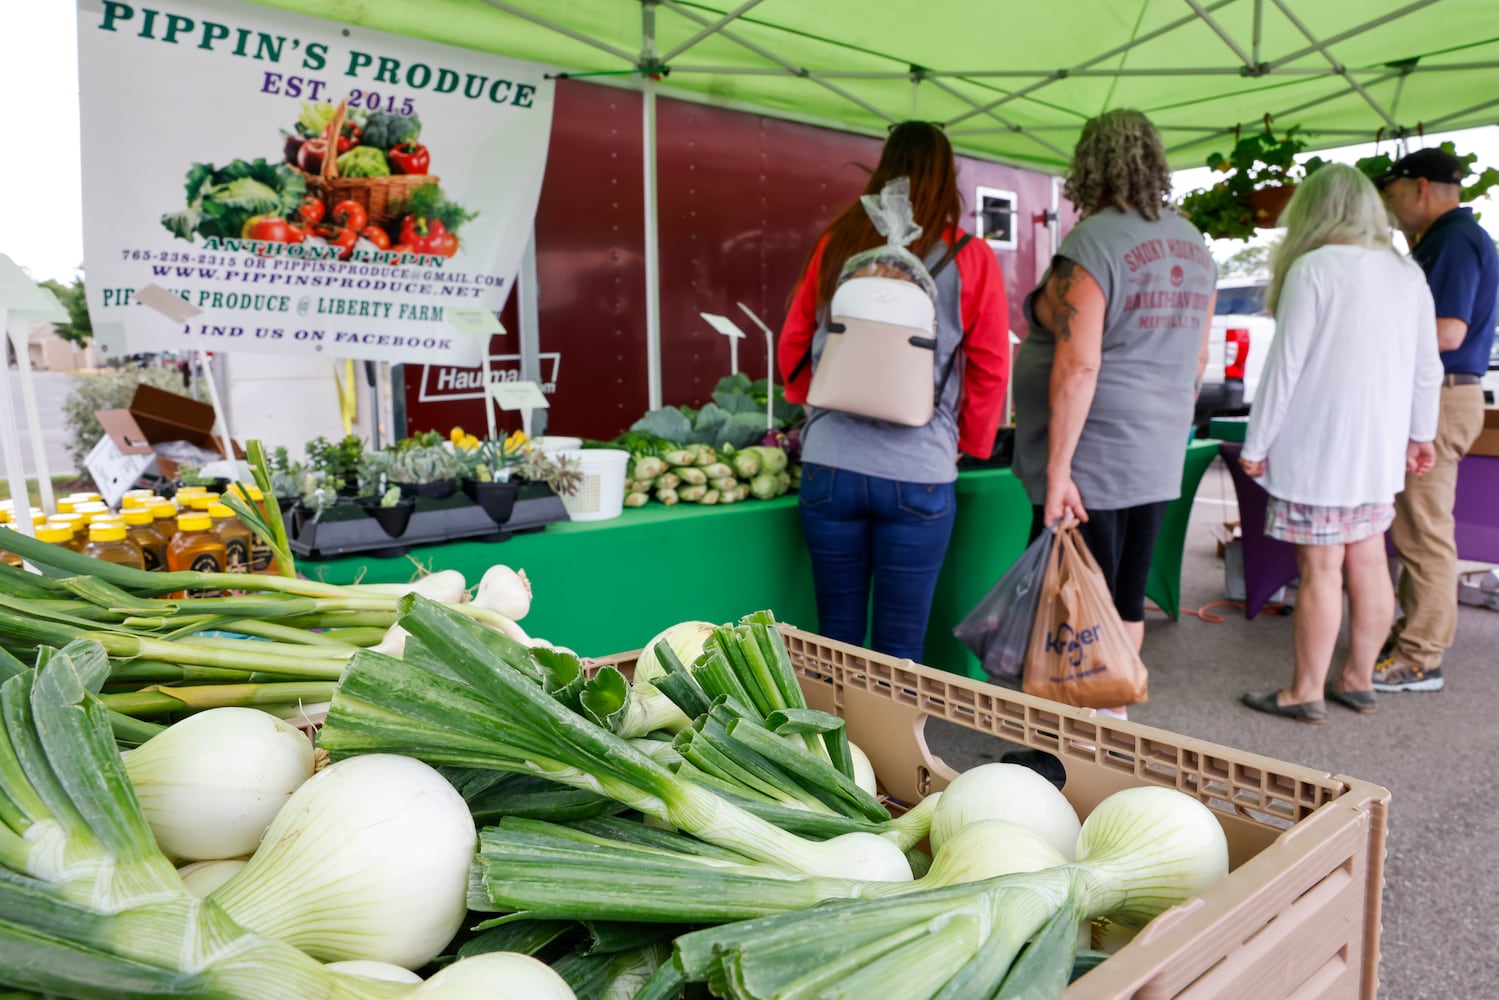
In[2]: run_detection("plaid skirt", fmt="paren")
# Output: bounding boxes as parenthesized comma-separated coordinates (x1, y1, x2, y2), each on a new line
(1265, 497, 1395, 546)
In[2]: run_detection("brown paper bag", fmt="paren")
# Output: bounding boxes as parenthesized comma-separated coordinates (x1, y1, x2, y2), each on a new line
(1023, 524, 1149, 708)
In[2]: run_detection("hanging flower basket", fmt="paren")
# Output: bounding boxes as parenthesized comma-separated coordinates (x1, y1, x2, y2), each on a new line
(1246, 185, 1296, 228)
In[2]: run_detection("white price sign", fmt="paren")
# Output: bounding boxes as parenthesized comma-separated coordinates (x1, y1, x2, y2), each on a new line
(489, 380, 549, 411)
(448, 308, 506, 337)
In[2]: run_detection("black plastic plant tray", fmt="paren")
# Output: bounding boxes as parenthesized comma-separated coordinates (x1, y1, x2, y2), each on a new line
(287, 488, 570, 560)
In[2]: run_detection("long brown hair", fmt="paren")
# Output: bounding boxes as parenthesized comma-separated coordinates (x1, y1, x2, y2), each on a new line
(811, 122, 963, 310)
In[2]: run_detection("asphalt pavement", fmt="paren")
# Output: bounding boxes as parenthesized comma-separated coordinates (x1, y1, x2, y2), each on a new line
(4, 367, 79, 477)
(928, 459, 1499, 998)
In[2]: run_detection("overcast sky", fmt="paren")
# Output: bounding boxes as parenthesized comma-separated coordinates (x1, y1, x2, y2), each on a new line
(5, 2, 1498, 285)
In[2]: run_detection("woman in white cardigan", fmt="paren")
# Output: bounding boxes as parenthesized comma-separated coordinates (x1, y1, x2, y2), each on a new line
(1239, 163, 1443, 723)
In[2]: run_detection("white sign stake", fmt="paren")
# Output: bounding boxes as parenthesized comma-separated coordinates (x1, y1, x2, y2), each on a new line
(450, 310, 507, 443)
(489, 380, 548, 441)
(0, 306, 34, 538)
(700, 312, 747, 375)
(736, 303, 780, 432)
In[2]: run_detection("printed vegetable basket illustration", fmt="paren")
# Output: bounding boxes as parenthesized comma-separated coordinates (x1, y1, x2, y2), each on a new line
(300, 101, 437, 227)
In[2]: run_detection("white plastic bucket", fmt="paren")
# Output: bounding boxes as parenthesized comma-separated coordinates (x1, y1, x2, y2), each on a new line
(557, 449, 630, 521)
(531, 435, 583, 455)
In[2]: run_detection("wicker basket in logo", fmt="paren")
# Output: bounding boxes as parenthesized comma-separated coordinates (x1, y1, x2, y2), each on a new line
(299, 100, 437, 227)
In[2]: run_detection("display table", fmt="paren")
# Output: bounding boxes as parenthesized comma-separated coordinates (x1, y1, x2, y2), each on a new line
(1219, 441, 1499, 618)
(311, 440, 1220, 680)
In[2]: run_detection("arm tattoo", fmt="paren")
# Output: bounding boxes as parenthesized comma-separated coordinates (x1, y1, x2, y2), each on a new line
(1050, 258, 1081, 343)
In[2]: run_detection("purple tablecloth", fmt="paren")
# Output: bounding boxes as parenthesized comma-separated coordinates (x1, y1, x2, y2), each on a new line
(1220, 445, 1499, 619)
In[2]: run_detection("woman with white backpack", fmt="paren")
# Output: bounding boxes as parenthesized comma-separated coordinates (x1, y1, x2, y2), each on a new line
(778, 121, 1011, 662)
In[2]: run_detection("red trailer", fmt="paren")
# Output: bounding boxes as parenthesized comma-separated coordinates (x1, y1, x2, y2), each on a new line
(400, 79, 1075, 445)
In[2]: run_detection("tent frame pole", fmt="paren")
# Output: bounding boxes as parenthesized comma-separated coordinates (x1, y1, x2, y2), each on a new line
(642, 1, 663, 411)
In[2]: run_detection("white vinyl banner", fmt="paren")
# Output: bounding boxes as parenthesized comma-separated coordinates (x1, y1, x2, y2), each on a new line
(76, 0, 554, 366)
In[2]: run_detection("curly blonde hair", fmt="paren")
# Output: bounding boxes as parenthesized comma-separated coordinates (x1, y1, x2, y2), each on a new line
(1063, 109, 1173, 220)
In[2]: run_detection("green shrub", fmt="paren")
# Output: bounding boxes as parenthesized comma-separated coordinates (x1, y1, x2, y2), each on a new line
(62, 366, 183, 472)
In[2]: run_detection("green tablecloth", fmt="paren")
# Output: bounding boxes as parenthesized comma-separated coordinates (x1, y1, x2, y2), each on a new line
(310, 441, 1220, 681)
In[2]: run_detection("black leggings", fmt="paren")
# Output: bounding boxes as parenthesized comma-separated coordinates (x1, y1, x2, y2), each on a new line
(1029, 502, 1169, 622)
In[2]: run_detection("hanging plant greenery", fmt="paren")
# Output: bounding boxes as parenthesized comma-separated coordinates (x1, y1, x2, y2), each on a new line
(1177, 117, 1308, 241)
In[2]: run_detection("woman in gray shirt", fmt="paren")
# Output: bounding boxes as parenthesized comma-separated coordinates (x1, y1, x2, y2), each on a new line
(1013, 110, 1217, 698)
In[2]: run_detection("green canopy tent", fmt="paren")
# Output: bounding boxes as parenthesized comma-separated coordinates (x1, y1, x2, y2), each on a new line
(252, 0, 1499, 403)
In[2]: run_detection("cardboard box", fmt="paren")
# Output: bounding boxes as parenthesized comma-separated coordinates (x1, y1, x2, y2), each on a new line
(1470, 407, 1499, 458)
(86, 384, 243, 506)
(590, 628, 1388, 999)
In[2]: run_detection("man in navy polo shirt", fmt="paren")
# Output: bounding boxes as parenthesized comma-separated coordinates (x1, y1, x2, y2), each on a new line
(1374, 147, 1499, 693)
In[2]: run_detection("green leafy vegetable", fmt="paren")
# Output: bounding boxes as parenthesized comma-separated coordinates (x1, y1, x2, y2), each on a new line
(160, 159, 306, 242)
(295, 101, 336, 137)
(403, 182, 479, 233)
(336, 146, 391, 178)
(362, 111, 422, 150)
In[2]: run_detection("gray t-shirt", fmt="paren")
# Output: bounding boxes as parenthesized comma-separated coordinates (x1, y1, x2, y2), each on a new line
(1012, 207, 1216, 509)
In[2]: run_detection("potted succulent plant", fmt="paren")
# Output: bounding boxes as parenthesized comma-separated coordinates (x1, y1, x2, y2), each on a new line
(354, 484, 416, 538)
(1178, 119, 1309, 240)
(304, 434, 366, 496)
(455, 429, 528, 525)
(388, 431, 463, 499)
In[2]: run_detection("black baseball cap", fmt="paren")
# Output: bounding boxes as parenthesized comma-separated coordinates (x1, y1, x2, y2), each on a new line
(1374, 148, 1467, 189)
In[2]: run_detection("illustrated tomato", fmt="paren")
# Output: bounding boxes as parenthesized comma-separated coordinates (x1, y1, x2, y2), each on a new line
(297, 137, 328, 174)
(241, 215, 293, 242)
(433, 232, 459, 257)
(360, 225, 391, 250)
(388, 142, 431, 175)
(331, 200, 368, 231)
(321, 225, 358, 260)
(324, 120, 363, 154)
(284, 223, 308, 244)
(298, 197, 326, 225)
(387, 242, 412, 266)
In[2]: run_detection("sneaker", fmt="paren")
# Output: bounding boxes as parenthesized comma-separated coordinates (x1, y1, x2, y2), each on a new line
(1371, 657, 1444, 693)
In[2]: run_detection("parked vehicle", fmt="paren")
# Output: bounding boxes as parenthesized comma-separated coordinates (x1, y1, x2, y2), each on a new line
(1196, 276, 1273, 433)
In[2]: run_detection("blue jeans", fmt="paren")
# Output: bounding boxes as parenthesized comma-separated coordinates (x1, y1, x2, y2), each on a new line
(797, 464, 957, 662)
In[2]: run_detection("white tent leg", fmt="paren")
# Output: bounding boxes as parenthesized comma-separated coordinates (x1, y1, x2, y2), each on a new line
(518, 227, 545, 435)
(199, 350, 240, 478)
(0, 308, 37, 537)
(643, 76, 663, 411)
(9, 318, 54, 513)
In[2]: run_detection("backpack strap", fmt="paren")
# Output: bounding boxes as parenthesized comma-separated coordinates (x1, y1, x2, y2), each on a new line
(933, 233, 975, 405)
(791, 232, 975, 394)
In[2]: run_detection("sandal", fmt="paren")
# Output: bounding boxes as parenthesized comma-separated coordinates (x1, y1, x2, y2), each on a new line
(1324, 684, 1377, 714)
(1241, 690, 1326, 724)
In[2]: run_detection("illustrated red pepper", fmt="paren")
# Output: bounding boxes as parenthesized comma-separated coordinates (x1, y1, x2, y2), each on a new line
(360, 225, 391, 250)
(331, 200, 368, 232)
(298, 196, 326, 225)
(398, 215, 445, 253)
(388, 142, 430, 175)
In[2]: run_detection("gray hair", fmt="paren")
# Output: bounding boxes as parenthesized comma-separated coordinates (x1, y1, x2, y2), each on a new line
(1267, 163, 1396, 312)
(1064, 109, 1173, 220)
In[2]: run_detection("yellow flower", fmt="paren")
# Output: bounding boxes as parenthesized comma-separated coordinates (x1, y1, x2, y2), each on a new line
(462, 434, 480, 450)
(503, 430, 527, 455)
(449, 426, 466, 443)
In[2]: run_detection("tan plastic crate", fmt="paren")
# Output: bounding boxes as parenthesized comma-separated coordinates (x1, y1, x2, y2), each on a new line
(591, 626, 1389, 999)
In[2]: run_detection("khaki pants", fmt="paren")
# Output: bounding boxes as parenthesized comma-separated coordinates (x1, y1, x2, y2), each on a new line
(1388, 384, 1486, 669)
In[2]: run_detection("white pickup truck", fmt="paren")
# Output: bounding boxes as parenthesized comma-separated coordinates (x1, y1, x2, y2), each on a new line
(1195, 277, 1275, 433)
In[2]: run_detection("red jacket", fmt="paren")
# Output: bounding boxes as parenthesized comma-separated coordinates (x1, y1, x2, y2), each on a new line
(777, 227, 1011, 458)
